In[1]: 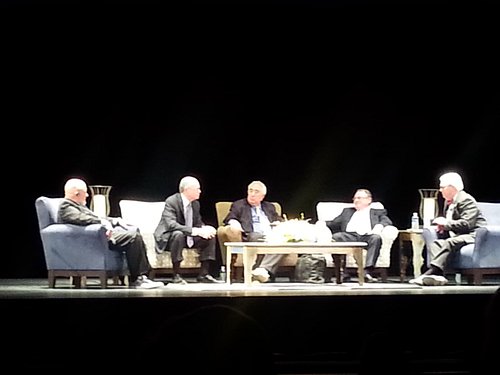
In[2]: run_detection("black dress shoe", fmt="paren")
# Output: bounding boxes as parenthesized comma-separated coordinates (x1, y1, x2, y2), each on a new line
(342, 274, 351, 283)
(197, 274, 223, 283)
(172, 274, 188, 285)
(364, 273, 378, 283)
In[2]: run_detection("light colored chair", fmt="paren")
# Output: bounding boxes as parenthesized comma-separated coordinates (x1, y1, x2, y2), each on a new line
(35, 196, 128, 288)
(215, 201, 298, 280)
(119, 199, 201, 279)
(316, 201, 399, 281)
(422, 201, 500, 285)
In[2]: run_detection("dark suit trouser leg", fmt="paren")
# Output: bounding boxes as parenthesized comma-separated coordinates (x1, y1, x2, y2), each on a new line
(361, 234, 382, 269)
(194, 237, 217, 276)
(194, 236, 217, 262)
(111, 230, 151, 281)
(168, 231, 187, 274)
(332, 232, 382, 269)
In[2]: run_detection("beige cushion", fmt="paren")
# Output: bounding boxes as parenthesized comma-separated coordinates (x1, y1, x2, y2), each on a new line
(215, 201, 297, 267)
(119, 200, 201, 269)
(316, 202, 398, 268)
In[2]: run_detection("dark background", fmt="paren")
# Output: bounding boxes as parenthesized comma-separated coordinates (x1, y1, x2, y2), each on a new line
(3, 1, 499, 278)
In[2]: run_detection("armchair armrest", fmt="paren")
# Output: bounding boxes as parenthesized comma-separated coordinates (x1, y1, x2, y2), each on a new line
(381, 225, 398, 241)
(40, 223, 112, 269)
(472, 226, 500, 267)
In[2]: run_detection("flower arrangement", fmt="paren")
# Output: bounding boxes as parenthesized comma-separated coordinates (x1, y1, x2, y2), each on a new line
(266, 213, 331, 243)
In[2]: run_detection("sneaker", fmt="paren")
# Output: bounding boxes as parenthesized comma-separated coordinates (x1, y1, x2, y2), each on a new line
(251, 267, 270, 283)
(131, 275, 164, 289)
(409, 275, 425, 286)
(422, 275, 448, 286)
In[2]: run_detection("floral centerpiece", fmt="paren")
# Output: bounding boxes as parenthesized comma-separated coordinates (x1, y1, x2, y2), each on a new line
(266, 213, 332, 244)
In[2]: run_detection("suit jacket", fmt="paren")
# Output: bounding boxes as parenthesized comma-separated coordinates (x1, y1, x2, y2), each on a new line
(326, 206, 392, 234)
(154, 193, 205, 253)
(58, 198, 102, 225)
(223, 199, 281, 240)
(443, 190, 487, 235)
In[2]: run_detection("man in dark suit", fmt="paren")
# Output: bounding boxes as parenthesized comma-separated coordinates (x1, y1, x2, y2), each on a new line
(217, 180, 283, 283)
(411, 172, 487, 286)
(58, 178, 164, 289)
(154, 176, 220, 284)
(325, 188, 393, 282)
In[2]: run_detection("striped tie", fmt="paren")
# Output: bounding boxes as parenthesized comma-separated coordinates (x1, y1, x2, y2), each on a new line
(185, 203, 194, 247)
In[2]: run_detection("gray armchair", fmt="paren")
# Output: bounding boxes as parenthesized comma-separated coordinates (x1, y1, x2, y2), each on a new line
(422, 201, 500, 285)
(35, 196, 128, 288)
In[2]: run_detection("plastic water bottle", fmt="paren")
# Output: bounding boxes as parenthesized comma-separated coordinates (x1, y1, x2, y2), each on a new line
(411, 212, 420, 230)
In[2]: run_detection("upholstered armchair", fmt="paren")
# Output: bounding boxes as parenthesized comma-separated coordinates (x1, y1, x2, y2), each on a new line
(215, 201, 298, 280)
(35, 196, 128, 288)
(119, 200, 201, 279)
(421, 201, 500, 285)
(316, 201, 399, 282)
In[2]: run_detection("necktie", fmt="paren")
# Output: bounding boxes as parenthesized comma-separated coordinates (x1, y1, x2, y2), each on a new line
(252, 206, 262, 233)
(185, 203, 194, 247)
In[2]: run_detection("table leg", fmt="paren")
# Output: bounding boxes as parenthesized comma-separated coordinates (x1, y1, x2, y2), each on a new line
(243, 249, 258, 286)
(411, 234, 425, 278)
(400, 253, 408, 282)
(226, 247, 232, 285)
(332, 254, 342, 284)
(352, 248, 364, 285)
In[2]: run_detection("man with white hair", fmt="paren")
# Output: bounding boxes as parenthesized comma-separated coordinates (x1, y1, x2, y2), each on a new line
(154, 176, 220, 284)
(58, 178, 164, 289)
(410, 172, 487, 286)
(217, 180, 283, 283)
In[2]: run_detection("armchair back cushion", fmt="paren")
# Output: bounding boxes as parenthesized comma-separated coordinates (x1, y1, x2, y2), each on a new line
(316, 201, 398, 269)
(216, 201, 297, 268)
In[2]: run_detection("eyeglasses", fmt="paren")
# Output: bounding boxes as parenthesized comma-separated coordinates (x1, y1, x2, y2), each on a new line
(353, 196, 370, 200)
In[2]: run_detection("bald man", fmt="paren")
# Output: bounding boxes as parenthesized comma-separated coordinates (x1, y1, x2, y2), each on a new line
(58, 178, 164, 289)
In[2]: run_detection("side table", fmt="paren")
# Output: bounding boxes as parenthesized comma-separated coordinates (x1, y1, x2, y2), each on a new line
(398, 229, 425, 282)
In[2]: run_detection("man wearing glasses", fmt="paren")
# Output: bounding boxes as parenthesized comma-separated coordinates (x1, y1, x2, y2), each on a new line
(325, 188, 393, 282)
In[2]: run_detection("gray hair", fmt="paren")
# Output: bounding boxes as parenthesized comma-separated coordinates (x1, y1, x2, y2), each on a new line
(248, 180, 267, 195)
(64, 178, 87, 194)
(179, 176, 200, 192)
(439, 172, 464, 191)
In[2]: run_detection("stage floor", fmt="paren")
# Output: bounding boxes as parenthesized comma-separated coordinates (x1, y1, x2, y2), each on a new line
(1, 277, 498, 299)
(1, 278, 498, 374)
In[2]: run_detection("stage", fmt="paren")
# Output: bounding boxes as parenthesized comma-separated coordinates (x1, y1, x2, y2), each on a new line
(1, 277, 498, 374)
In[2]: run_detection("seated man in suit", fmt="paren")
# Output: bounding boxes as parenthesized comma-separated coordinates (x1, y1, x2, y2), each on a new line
(325, 188, 393, 283)
(217, 180, 283, 283)
(58, 178, 164, 289)
(410, 171, 487, 286)
(154, 176, 220, 284)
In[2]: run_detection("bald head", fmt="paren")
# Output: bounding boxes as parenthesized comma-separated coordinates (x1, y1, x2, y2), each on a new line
(64, 178, 88, 204)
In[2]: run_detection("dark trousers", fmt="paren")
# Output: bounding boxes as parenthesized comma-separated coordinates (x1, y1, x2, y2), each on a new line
(168, 230, 217, 263)
(331, 232, 382, 268)
(110, 227, 151, 281)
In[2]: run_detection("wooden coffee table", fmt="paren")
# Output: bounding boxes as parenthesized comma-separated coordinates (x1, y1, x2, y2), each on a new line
(224, 241, 368, 286)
